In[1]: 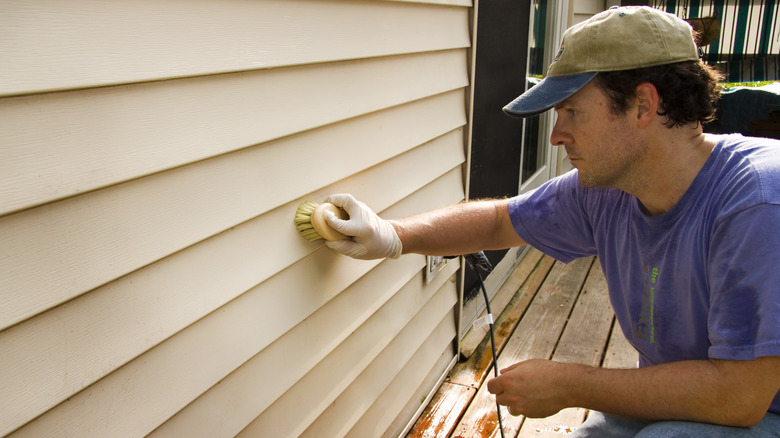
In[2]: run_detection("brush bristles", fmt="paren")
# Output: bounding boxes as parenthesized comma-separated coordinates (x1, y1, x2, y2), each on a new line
(294, 200, 324, 241)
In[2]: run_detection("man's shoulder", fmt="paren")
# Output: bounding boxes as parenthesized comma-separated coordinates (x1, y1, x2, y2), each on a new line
(716, 134, 780, 169)
(715, 134, 780, 180)
(708, 134, 780, 212)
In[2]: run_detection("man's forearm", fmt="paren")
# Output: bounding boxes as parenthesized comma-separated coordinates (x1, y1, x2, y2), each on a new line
(389, 199, 526, 256)
(491, 356, 779, 427)
(565, 357, 780, 427)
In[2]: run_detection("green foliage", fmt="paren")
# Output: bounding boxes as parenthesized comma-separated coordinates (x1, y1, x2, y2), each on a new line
(721, 80, 778, 91)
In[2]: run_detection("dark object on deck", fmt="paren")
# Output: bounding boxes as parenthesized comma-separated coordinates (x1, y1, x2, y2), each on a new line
(706, 82, 780, 140)
(750, 104, 780, 140)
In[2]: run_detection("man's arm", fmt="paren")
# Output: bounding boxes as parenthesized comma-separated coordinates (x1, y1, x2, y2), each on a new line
(390, 198, 527, 256)
(324, 194, 527, 259)
(487, 356, 780, 427)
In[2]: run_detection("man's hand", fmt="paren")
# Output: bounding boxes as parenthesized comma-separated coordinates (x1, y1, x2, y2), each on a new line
(322, 194, 402, 260)
(487, 359, 573, 418)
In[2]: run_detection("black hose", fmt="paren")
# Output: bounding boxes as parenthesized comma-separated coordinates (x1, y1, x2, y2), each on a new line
(463, 253, 506, 438)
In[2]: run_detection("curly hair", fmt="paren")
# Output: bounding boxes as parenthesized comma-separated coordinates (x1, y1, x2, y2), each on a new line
(593, 61, 724, 128)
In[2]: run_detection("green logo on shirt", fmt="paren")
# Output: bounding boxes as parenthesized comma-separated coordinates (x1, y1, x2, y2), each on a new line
(634, 266, 659, 344)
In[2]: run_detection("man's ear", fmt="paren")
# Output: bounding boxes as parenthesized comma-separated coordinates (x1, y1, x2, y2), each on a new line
(634, 83, 659, 128)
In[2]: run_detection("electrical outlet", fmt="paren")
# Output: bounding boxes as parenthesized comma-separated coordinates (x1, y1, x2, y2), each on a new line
(425, 255, 447, 284)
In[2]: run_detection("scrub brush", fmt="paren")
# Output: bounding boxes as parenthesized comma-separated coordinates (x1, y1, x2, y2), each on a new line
(294, 200, 349, 241)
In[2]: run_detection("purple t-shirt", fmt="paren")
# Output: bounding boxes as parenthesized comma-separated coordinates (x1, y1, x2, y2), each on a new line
(508, 134, 780, 415)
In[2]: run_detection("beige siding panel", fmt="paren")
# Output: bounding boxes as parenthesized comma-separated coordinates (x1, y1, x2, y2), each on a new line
(146, 255, 426, 438)
(7, 249, 380, 438)
(0, 90, 467, 331)
(380, 347, 457, 438)
(573, 0, 605, 25)
(2, 0, 470, 96)
(4, 2, 473, 437)
(0, 144, 465, 437)
(573, 0, 604, 14)
(346, 327, 457, 438)
(0, 49, 468, 216)
(392, 0, 472, 6)
(301, 302, 458, 438)
(146, 168, 465, 438)
(239, 268, 459, 438)
(9, 230, 458, 438)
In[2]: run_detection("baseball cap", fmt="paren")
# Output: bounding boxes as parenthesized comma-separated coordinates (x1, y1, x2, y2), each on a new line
(503, 6, 700, 118)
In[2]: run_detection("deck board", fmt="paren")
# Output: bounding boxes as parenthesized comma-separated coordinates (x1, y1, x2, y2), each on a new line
(406, 252, 638, 437)
(458, 248, 546, 359)
(603, 321, 639, 370)
(450, 250, 555, 387)
(515, 258, 614, 437)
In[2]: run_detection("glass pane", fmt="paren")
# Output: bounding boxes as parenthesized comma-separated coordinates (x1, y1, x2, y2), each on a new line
(522, 0, 549, 182)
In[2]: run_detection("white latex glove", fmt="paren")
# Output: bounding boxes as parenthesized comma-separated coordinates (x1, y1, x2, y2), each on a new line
(322, 194, 402, 260)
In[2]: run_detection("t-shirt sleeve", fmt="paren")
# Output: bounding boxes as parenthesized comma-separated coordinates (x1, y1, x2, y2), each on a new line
(707, 203, 780, 360)
(508, 171, 598, 263)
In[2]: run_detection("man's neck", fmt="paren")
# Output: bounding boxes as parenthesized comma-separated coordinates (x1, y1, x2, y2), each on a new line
(628, 129, 717, 216)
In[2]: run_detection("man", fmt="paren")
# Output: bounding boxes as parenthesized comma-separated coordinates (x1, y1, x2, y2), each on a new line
(321, 6, 780, 436)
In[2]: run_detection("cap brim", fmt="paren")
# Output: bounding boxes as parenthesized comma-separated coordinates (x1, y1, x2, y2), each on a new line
(503, 72, 598, 118)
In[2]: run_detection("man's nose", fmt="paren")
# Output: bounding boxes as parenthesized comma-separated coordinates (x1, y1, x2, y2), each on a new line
(549, 119, 570, 147)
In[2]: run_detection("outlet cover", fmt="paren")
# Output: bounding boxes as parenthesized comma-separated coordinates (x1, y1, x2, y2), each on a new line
(425, 255, 447, 284)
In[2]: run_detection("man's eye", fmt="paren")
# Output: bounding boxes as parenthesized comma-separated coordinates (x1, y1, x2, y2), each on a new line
(568, 109, 578, 116)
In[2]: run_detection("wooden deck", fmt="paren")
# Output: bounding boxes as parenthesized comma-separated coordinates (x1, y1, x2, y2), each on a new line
(406, 248, 638, 438)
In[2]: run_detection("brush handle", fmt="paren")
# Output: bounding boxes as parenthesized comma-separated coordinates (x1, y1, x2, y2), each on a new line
(312, 202, 349, 241)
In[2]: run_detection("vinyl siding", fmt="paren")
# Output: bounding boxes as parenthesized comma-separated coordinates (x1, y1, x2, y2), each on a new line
(0, 0, 472, 436)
